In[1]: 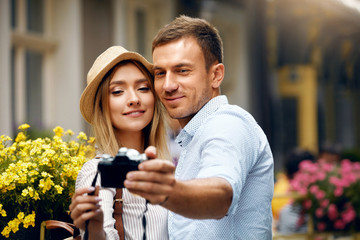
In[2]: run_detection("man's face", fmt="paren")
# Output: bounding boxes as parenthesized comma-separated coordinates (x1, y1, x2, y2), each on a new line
(153, 37, 215, 127)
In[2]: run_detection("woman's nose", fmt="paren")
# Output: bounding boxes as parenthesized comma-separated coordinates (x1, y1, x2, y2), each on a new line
(129, 99, 140, 106)
(128, 91, 140, 106)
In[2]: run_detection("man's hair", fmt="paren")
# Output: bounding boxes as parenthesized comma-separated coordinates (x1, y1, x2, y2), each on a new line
(152, 15, 223, 71)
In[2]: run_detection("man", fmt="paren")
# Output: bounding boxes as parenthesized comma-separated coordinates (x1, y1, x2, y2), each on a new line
(125, 15, 274, 239)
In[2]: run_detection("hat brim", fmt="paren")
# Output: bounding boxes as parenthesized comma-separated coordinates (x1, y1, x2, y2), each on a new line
(80, 46, 153, 124)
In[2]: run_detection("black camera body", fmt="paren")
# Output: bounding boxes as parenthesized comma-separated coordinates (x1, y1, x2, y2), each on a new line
(98, 147, 147, 188)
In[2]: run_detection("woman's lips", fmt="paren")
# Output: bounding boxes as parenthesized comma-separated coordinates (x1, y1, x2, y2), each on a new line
(123, 110, 145, 117)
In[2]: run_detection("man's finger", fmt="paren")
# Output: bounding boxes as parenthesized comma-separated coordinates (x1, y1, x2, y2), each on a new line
(138, 159, 175, 172)
(144, 146, 157, 159)
(126, 170, 175, 186)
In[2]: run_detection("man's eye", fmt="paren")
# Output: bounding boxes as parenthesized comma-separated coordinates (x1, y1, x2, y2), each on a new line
(178, 69, 189, 74)
(155, 71, 165, 77)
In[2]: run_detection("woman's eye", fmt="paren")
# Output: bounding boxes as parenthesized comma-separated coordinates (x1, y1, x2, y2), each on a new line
(111, 90, 123, 95)
(138, 87, 150, 92)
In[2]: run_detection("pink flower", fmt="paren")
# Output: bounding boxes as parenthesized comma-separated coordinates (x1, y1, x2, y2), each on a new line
(328, 204, 338, 220)
(317, 222, 326, 232)
(292, 159, 360, 232)
(334, 187, 343, 197)
(290, 178, 304, 192)
(320, 199, 329, 208)
(316, 208, 324, 218)
(303, 199, 312, 210)
(340, 159, 353, 173)
(334, 219, 345, 230)
(315, 190, 325, 200)
(342, 173, 357, 186)
(299, 160, 318, 173)
(353, 162, 360, 171)
(320, 162, 334, 172)
(341, 205, 356, 223)
(316, 171, 326, 181)
(296, 214, 305, 227)
(330, 176, 341, 187)
(310, 185, 319, 194)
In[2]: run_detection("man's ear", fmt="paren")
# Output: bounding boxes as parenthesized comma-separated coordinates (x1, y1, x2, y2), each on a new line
(211, 63, 225, 88)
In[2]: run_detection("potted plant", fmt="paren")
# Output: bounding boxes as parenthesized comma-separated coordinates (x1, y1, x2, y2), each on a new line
(0, 124, 95, 239)
(290, 158, 360, 238)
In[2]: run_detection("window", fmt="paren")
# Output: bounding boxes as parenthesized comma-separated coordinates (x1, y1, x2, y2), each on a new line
(135, 9, 146, 56)
(11, 0, 56, 131)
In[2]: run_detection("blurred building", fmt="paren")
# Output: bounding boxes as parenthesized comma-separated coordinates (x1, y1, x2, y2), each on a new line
(0, 0, 359, 170)
(0, 0, 250, 136)
(266, 0, 360, 168)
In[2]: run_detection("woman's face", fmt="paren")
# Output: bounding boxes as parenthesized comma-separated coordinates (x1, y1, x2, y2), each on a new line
(108, 62, 155, 134)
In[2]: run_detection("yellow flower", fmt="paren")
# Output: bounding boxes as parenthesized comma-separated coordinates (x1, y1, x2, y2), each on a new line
(21, 188, 29, 197)
(77, 131, 88, 141)
(65, 129, 74, 136)
(18, 123, 30, 131)
(55, 185, 63, 194)
(1, 226, 10, 238)
(23, 211, 35, 228)
(53, 126, 64, 137)
(17, 212, 24, 220)
(15, 132, 26, 142)
(0, 204, 7, 217)
(0, 124, 95, 238)
(88, 137, 96, 144)
(32, 191, 40, 200)
(0, 135, 12, 151)
(8, 218, 20, 233)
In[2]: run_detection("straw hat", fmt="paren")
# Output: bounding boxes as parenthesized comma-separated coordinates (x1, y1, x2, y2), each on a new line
(80, 46, 153, 124)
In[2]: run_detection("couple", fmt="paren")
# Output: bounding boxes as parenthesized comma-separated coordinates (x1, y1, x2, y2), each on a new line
(69, 15, 274, 240)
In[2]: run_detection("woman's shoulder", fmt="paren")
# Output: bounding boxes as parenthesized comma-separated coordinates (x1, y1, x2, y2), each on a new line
(75, 155, 104, 188)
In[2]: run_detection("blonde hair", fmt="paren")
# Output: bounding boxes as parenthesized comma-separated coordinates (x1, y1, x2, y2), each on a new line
(91, 60, 170, 159)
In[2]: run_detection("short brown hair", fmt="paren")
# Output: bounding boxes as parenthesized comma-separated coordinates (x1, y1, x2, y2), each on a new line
(152, 15, 223, 71)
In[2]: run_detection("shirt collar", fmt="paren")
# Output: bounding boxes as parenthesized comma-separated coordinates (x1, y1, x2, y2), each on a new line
(176, 95, 228, 146)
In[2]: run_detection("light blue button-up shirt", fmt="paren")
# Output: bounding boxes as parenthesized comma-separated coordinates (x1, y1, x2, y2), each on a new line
(168, 95, 274, 240)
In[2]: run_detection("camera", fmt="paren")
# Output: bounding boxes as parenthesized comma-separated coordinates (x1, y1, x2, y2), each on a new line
(98, 147, 147, 188)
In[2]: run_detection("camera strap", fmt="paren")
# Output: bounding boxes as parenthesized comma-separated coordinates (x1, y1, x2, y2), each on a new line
(83, 173, 148, 240)
(113, 188, 125, 239)
(83, 171, 99, 240)
(142, 200, 149, 240)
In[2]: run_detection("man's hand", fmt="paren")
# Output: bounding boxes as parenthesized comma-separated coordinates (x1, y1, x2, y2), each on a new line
(125, 146, 233, 219)
(124, 146, 176, 204)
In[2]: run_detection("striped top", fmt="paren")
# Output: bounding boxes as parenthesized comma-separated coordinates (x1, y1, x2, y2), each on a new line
(76, 157, 169, 240)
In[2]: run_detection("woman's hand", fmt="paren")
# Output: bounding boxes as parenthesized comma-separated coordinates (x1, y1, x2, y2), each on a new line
(69, 186, 105, 238)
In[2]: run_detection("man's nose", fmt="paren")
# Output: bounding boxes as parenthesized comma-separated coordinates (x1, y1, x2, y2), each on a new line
(162, 72, 178, 92)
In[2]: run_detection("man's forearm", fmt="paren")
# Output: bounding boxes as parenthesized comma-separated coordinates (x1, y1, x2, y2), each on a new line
(162, 177, 233, 219)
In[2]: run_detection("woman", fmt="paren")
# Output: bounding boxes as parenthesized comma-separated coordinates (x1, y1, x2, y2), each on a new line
(69, 46, 170, 240)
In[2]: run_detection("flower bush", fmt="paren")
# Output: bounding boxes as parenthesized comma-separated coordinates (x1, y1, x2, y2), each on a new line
(291, 159, 360, 232)
(0, 124, 95, 238)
